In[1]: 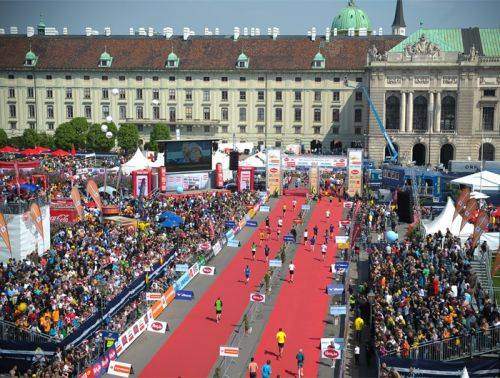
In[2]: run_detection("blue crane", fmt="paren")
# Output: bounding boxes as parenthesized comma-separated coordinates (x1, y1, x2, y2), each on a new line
(344, 79, 399, 163)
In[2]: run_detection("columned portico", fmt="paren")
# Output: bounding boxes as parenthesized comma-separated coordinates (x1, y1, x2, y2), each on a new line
(406, 91, 413, 132)
(400, 91, 406, 132)
(434, 91, 441, 132)
(428, 91, 435, 132)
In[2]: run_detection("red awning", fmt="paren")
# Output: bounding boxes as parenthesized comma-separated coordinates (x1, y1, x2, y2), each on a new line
(51, 149, 70, 157)
(0, 146, 19, 153)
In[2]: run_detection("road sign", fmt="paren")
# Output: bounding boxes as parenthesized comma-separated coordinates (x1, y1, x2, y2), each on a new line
(249, 292, 266, 303)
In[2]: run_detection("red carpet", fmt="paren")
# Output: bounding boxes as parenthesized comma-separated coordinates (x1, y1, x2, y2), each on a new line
(253, 198, 343, 377)
(141, 196, 305, 378)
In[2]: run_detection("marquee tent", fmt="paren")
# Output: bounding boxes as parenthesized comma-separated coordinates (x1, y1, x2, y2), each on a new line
(121, 148, 152, 174)
(451, 171, 500, 191)
(422, 197, 474, 237)
(241, 152, 266, 168)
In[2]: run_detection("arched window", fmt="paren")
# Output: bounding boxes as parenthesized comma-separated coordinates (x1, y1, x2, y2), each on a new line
(413, 96, 428, 131)
(384, 143, 399, 159)
(441, 96, 456, 131)
(479, 143, 495, 161)
(385, 95, 400, 130)
(440, 143, 454, 168)
(412, 143, 426, 166)
(310, 140, 322, 154)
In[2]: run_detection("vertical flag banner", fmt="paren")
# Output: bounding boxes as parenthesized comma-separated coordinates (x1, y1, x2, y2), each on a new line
(86, 179, 103, 211)
(0, 213, 12, 257)
(471, 211, 489, 248)
(309, 163, 319, 194)
(460, 198, 478, 232)
(266, 149, 282, 195)
(347, 149, 363, 197)
(71, 186, 84, 219)
(453, 188, 470, 222)
(29, 203, 44, 241)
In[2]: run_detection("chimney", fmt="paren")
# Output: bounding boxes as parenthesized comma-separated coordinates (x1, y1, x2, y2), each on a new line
(27, 26, 35, 37)
(233, 27, 240, 40)
(272, 27, 279, 40)
(359, 27, 367, 36)
(250, 27, 255, 37)
(85, 27, 92, 36)
(138, 27, 146, 36)
(129, 27, 134, 36)
(0, 29, 5, 35)
(379, 27, 383, 35)
(10, 26, 18, 34)
(62, 27, 68, 35)
(333, 28, 337, 37)
(215, 27, 220, 35)
(255, 28, 260, 36)
(311, 26, 317, 41)
(243, 27, 248, 36)
(148, 27, 154, 37)
(104, 27, 111, 36)
(325, 27, 330, 42)
(267, 27, 272, 36)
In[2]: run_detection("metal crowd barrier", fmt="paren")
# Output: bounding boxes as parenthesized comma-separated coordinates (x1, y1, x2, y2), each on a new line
(0, 319, 57, 344)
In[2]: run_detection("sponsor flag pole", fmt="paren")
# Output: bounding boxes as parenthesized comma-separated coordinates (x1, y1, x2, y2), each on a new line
(70, 186, 85, 220)
(86, 179, 103, 212)
(0, 213, 12, 257)
(453, 188, 470, 222)
(29, 202, 45, 242)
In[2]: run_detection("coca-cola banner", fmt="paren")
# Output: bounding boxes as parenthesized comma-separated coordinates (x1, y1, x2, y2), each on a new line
(166, 172, 210, 191)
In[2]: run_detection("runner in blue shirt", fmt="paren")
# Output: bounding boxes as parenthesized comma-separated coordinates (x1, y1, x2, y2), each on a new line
(262, 360, 272, 378)
(245, 265, 251, 284)
(296, 349, 305, 378)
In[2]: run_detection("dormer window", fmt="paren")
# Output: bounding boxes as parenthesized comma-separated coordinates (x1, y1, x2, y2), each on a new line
(236, 52, 249, 69)
(24, 50, 38, 67)
(167, 51, 180, 68)
(312, 52, 325, 69)
(99, 50, 113, 68)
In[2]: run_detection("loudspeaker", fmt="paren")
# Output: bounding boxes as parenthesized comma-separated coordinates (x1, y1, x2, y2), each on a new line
(229, 151, 239, 171)
(212, 142, 218, 152)
(397, 190, 414, 223)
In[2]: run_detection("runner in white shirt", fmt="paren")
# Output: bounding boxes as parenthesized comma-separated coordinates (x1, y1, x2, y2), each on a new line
(288, 261, 295, 283)
(303, 230, 308, 245)
(325, 209, 331, 220)
(321, 243, 328, 261)
(292, 199, 297, 211)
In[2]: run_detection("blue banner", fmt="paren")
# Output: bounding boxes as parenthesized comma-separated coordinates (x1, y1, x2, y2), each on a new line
(227, 239, 240, 247)
(260, 205, 270, 212)
(334, 261, 349, 271)
(175, 264, 189, 272)
(225, 220, 236, 228)
(301, 204, 311, 211)
(284, 235, 295, 242)
(174, 271, 190, 291)
(175, 290, 194, 300)
(269, 259, 282, 267)
(327, 283, 344, 295)
(225, 229, 235, 240)
(329, 305, 347, 315)
(246, 220, 258, 227)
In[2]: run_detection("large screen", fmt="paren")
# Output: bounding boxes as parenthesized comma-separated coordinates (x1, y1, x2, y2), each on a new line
(163, 140, 213, 172)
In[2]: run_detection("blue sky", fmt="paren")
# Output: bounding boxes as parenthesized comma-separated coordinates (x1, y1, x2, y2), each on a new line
(0, 0, 499, 36)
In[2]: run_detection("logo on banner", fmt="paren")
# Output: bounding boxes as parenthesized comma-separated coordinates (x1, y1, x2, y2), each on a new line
(343, 201, 353, 208)
(29, 202, 45, 241)
(219, 346, 239, 357)
(250, 292, 266, 303)
(145, 292, 162, 301)
(327, 284, 344, 295)
(86, 179, 103, 211)
(175, 264, 189, 272)
(200, 266, 215, 275)
(175, 290, 194, 300)
(269, 259, 282, 267)
(147, 320, 168, 334)
(323, 348, 340, 360)
(107, 361, 133, 377)
(330, 306, 347, 316)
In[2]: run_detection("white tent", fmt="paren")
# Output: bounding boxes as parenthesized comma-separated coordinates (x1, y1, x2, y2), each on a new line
(121, 148, 151, 174)
(149, 152, 164, 168)
(423, 197, 474, 237)
(451, 171, 500, 191)
(241, 152, 266, 168)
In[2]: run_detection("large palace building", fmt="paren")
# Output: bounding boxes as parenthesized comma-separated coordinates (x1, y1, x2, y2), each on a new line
(0, 0, 498, 165)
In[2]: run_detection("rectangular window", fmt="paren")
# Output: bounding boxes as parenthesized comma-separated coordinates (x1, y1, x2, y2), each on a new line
(169, 107, 176, 121)
(119, 75, 125, 81)
(102, 88, 109, 99)
(275, 141, 282, 147)
(275, 91, 282, 101)
(257, 107, 265, 122)
(315, 77, 322, 83)
(240, 77, 246, 82)
(46, 88, 53, 99)
(46, 104, 54, 119)
(185, 76, 192, 81)
(221, 107, 229, 121)
(153, 89, 160, 100)
(332, 108, 340, 122)
(221, 90, 228, 101)
(239, 107, 246, 121)
(9, 122, 16, 130)
(294, 126, 301, 134)
(84, 75, 90, 81)
(275, 108, 283, 122)
(240, 91, 246, 101)
(258, 91, 265, 101)
(169, 76, 175, 82)
(294, 91, 301, 102)
(356, 77, 363, 83)
(102, 105, 110, 119)
(314, 91, 321, 102)
(275, 126, 282, 134)
(66, 104, 73, 119)
(136, 106, 144, 119)
(136, 89, 143, 100)
(137, 125, 144, 132)
(153, 106, 160, 120)
(28, 104, 35, 118)
(119, 105, 127, 120)
(46, 75, 52, 80)
(28, 122, 35, 130)
(66, 88, 73, 99)
(482, 107, 494, 131)
(483, 89, 496, 97)
(314, 108, 321, 122)
(295, 77, 302, 82)
(333, 91, 340, 102)
(258, 77, 265, 82)
(294, 108, 302, 122)
(203, 76, 210, 82)
(170, 125, 176, 133)
(186, 125, 193, 133)
(239, 125, 246, 133)
(354, 108, 362, 123)
(136, 76, 143, 81)
(355, 91, 363, 101)
(84, 88, 91, 99)
(119, 89, 126, 100)
(221, 76, 228, 82)
(313, 126, 321, 134)
(333, 77, 340, 83)
(47, 122, 54, 131)
(204, 125, 210, 133)
(222, 125, 229, 133)
(8, 74, 14, 80)
(85, 105, 92, 119)
(65, 75, 72, 80)
(169, 89, 176, 101)
(27, 87, 34, 98)
(8, 88, 15, 98)
(203, 107, 210, 120)
(185, 90, 192, 101)
(185, 107, 192, 120)
(257, 125, 264, 133)
(203, 90, 210, 102)
(102, 75, 108, 81)
(276, 77, 282, 82)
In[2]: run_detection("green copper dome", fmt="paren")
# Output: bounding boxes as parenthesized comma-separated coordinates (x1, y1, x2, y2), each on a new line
(331, 0, 372, 34)
(167, 51, 178, 61)
(25, 50, 37, 60)
(100, 51, 112, 61)
(237, 52, 248, 61)
(313, 52, 325, 61)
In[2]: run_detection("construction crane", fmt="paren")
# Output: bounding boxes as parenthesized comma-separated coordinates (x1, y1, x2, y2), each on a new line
(344, 78, 399, 164)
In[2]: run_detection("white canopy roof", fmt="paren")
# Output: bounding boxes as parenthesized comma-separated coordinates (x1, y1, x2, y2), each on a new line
(451, 171, 500, 191)
(423, 197, 474, 237)
(241, 152, 266, 168)
(121, 148, 151, 174)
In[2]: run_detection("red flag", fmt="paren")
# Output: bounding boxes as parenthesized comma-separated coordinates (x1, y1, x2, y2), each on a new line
(71, 145, 76, 156)
(0, 213, 12, 257)
(471, 211, 489, 248)
(71, 186, 84, 220)
(86, 179, 102, 212)
(453, 188, 470, 222)
(460, 199, 478, 232)
(29, 203, 44, 241)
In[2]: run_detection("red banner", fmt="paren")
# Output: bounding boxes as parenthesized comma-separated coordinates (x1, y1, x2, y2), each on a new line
(71, 186, 84, 219)
(86, 179, 102, 211)
(453, 188, 470, 222)
(460, 198, 478, 232)
(471, 211, 489, 248)
(29, 202, 44, 241)
(0, 213, 12, 256)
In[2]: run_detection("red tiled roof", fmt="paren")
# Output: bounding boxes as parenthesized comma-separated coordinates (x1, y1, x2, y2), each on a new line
(0, 35, 403, 71)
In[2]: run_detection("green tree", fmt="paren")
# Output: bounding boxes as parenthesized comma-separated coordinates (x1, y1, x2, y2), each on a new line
(22, 129, 39, 148)
(0, 129, 8, 148)
(54, 118, 89, 150)
(37, 132, 56, 149)
(8, 136, 24, 149)
(86, 122, 117, 152)
(117, 123, 139, 153)
(149, 123, 170, 152)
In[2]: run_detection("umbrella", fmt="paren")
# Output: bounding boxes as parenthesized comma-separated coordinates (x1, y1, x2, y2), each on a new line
(470, 191, 489, 199)
(159, 211, 183, 224)
(21, 148, 40, 156)
(159, 219, 182, 228)
(20, 183, 37, 192)
(34, 146, 51, 153)
(51, 149, 70, 157)
(0, 146, 19, 153)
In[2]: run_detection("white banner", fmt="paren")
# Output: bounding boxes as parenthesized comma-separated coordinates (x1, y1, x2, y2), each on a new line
(266, 149, 282, 195)
(145, 292, 163, 301)
(108, 361, 133, 377)
(282, 155, 347, 169)
(249, 292, 266, 303)
(212, 241, 222, 256)
(147, 320, 168, 334)
(200, 266, 215, 275)
(166, 172, 210, 191)
(219, 346, 239, 357)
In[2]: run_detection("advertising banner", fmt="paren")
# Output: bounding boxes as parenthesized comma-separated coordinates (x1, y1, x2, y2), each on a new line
(200, 266, 216, 275)
(309, 163, 319, 194)
(175, 290, 194, 300)
(29, 202, 45, 241)
(347, 149, 363, 197)
(215, 163, 224, 189)
(329, 306, 347, 316)
(453, 187, 470, 222)
(460, 198, 478, 231)
(246, 220, 258, 227)
(266, 149, 282, 195)
(219, 346, 239, 358)
(238, 167, 253, 191)
(260, 205, 270, 213)
(145, 292, 163, 301)
(269, 259, 282, 268)
(158, 167, 167, 192)
(107, 361, 132, 377)
(227, 239, 240, 247)
(320, 338, 345, 352)
(0, 213, 12, 257)
(282, 155, 347, 169)
(86, 179, 103, 211)
(327, 283, 344, 295)
(212, 241, 223, 256)
(166, 172, 210, 191)
(147, 320, 168, 334)
(175, 264, 189, 272)
(249, 292, 266, 303)
(471, 211, 490, 248)
(71, 186, 84, 219)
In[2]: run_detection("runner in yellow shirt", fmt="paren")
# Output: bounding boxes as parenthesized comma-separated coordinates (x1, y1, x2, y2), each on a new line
(276, 328, 287, 359)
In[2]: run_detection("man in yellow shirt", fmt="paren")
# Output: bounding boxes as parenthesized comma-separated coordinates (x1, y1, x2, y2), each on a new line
(354, 316, 364, 343)
(276, 328, 287, 359)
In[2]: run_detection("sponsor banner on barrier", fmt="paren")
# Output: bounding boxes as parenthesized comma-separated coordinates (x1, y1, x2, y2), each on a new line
(212, 241, 223, 256)
(219, 346, 239, 358)
(327, 283, 344, 295)
(145, 292, 163, 301)
(147, 320, 168, 334)
(249, 292, 266, 303)
(337, 242, 350, 250)
(238, 218, 246, 230)
(175, 264, 189, 272)
(343, 201, 354, 208)
(338, 220, 351, 228)
(227, 239, 240, 247)
(321, 338, 344, 357)
(225, 229, 235, 240)
(301, 204, 311, 211)
(107, 361, 133, 377)
(322, 347, 342, 360)
(269, 259, 282, 268)
(225, 220, 236, 228)
(334, 261, 349, 271)
(188, 262, 200, 279)
(335, 236, 349, 244)
(260, 205, 270, 212)
(200, 266, 215, 275)
(175, 290, 194, 300)
(248, 209, 256, 219)
(330, 305, 347, 316)
(246, 220, 258, 227)
(284, 235, 295, 242)
(173, 271, 190, 292)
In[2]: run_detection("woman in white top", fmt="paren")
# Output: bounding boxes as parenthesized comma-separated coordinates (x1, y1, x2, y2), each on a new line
(288, 261, 295, 283)
(303, 230, 308, 244)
